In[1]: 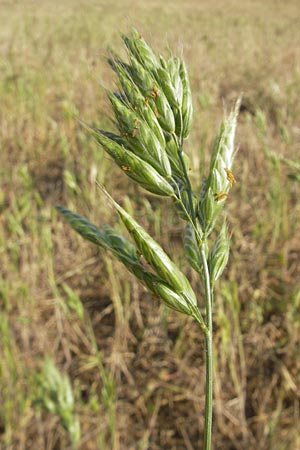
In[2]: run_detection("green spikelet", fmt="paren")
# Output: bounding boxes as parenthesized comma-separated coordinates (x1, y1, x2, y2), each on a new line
(141, 102, 166, 150)
(108, 92, 172, 177)
(94, 131, 174, 197)
(165, 137, 184, 177)
(208, 220, 230, 286)
(123, 28, 158, 70)
(129, 56, 176, 133)
(167, 56, 183, 107)
(164, 135, 190, 180)
(56, 206, 198, 317)
(109, 199, 197, 307)
(198, 99, 240, 235)
(34, 359, 80, 448)
(165, 56, 184, 137)
(155, 65, 180, 108)
(55, 205, 109, 248)
(149, 282, 194, 315)
(179, 59, 193, 138)
(184, 223, 202, 272)
(111, 60, 166, 150)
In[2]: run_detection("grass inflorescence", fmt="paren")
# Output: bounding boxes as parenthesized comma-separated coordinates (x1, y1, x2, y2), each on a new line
(1, 1, 300, 449)
(57, 28, 242, 450)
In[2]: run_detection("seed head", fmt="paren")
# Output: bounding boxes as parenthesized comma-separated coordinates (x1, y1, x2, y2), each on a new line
(102, 30, 196, 187)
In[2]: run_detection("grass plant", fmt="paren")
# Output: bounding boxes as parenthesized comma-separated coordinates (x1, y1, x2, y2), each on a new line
(1, 1, 300, 448)
(33, 358, 81, 450)
(57, 28, 240, 449)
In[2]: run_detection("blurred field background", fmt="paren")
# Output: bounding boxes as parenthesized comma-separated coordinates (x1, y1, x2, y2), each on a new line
(1, 0, 300, 449)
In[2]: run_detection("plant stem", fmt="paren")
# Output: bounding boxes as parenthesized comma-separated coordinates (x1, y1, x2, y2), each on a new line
(175, 124, 213, 448)
(200, 244, 213, 450)
(204, 328, 213, 450)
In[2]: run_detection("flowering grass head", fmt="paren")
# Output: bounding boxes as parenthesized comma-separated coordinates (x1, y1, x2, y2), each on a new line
(56, 28, 240, 450)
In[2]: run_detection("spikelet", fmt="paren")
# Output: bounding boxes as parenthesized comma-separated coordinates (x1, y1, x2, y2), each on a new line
(208, 220, 230, 286)
(167, 57, 183, 107)
(108, 92, 172, 177)
(184, 223, 202, 273)
(34, 359, 80, 447)
(198, 98, 240, 235)
(102, 197, 198, 307)
(56, 206, 198, 317)
(94, 131, 174, 197)
(111, 60, 166, 149)
(122, 28, 158, 70)
(155, 65, 181, 108)
(165, 135, 190, 179)
(129, 55, 176, 133)
(179, 59, 193, 138)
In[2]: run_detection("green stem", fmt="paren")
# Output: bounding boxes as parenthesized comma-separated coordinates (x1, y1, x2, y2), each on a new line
(173, 123, 213, 448)
(204, 329, 213, 450)
(200, 244, 213, 450)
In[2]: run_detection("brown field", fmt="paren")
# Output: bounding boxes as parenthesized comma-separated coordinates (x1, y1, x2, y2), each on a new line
(0, 0, 300, 449)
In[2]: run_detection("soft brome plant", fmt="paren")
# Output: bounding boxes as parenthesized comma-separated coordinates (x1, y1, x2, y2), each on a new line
(56, 28, 240, 450)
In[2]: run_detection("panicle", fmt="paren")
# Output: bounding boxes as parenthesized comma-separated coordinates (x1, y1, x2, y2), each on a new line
(94, 29, 196, 199)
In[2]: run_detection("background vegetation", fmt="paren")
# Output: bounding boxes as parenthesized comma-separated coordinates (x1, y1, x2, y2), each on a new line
(0, 0, 299, 449)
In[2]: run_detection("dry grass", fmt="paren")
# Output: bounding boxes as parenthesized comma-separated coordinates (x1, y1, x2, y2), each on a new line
(0, 0, 300, 449)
